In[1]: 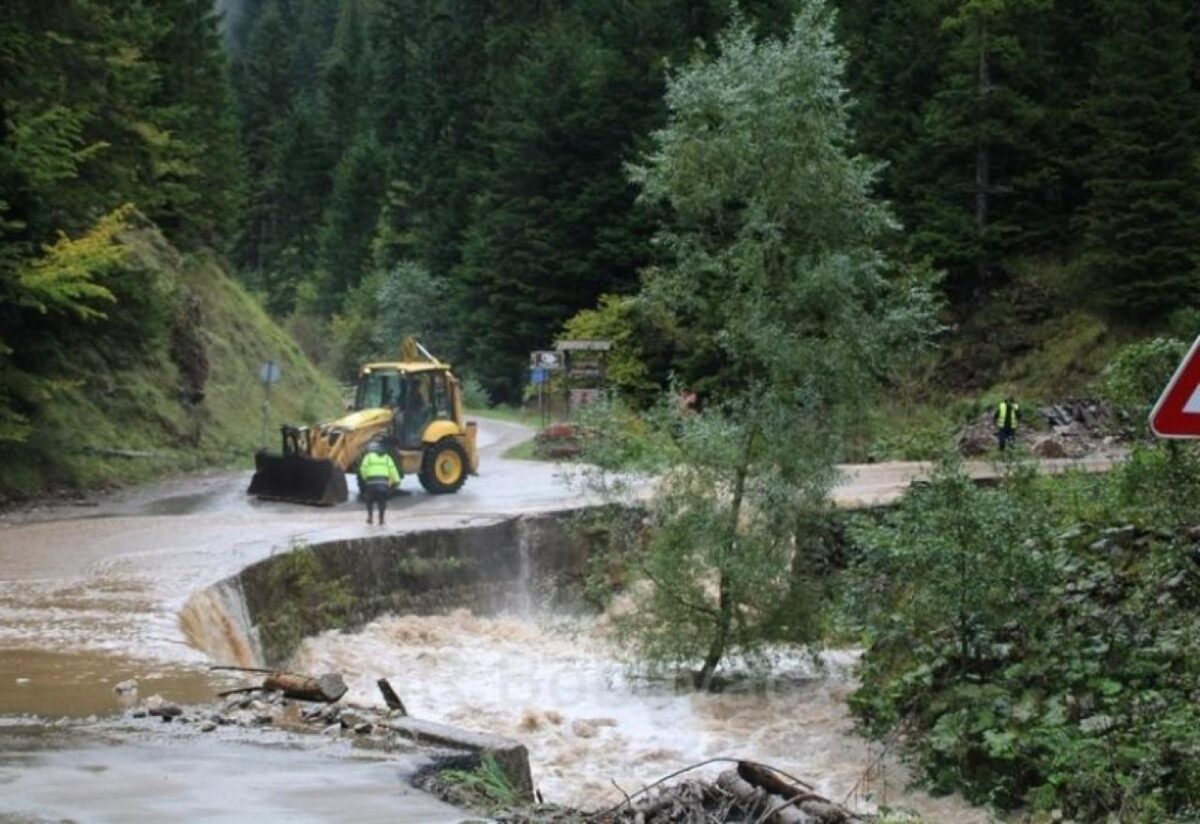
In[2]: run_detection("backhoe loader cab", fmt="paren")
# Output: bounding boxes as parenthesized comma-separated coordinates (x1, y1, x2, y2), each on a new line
(248, 342, 479, 506)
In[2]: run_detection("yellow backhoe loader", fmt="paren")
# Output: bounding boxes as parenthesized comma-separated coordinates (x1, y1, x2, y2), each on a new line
(248, 340, 479, 505)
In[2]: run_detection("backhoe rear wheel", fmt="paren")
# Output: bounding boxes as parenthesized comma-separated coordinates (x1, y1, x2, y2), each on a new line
(419, 438, 468, 494)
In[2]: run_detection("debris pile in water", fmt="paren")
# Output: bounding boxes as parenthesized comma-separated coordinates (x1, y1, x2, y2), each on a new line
(122, 680, 401, 742)
(417, 758, 885, 824)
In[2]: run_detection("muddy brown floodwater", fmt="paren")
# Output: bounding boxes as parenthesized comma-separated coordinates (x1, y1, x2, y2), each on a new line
(0, 417, 1100, 821)
(0, 419, 576, 821)
(292, 609, 993, 822)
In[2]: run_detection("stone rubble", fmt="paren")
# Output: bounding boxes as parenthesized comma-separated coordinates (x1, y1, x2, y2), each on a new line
(956, 397, 1124, 459)
(123, 690, 411, 749)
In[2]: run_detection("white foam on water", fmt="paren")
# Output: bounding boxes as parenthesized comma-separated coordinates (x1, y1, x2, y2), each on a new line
(291, 609, 989, 822)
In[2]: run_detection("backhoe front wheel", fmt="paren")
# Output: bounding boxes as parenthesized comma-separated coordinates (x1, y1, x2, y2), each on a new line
(419, 439, 468, 494)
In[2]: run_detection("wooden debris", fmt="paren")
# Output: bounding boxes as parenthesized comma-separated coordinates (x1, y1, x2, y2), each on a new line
(592, 760, 866, 824)
(377, 678, 408, 715)
(214, 670, 347, 703)
(737, 762, 817, 800)
(730, 761, 863, 824)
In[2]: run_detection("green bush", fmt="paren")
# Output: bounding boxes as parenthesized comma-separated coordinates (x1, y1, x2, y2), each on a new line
(849, 449, 1200, 820)
(1111, 443, 1200, 529)
(1097, 337, 1187, 426)
(460, 376, 492, 410)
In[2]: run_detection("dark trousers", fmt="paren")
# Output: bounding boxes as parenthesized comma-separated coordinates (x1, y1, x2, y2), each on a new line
(364, 480, 390, 521)
(997, 426, 1017, 451)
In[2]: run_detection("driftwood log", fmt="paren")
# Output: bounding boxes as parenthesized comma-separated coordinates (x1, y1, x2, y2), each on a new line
(214, 669, 347, 703)
(263, 672, 347, 702)
(595, 759, 870, 824)
(377, 678, 408, 715)
(712, 763, 865, 824)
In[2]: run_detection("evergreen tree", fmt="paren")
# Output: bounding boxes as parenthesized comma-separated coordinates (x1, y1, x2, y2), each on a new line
(456, 15, 649, 398)
(316, 132, 387, 307)
(1079, 0, 1200, 315)
(371, 0, 494, 287)
(321, 0, 374, 158)
(140, 0, 243, 245)
(453, 0, 801, 398)
(838, 0, 944, 210)
(236, 0, 296, 272)
(907, 0, 1051, 295)
(263, 95, 334, 314)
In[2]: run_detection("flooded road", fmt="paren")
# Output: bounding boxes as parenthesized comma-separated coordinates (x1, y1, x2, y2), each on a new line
(0, 420, 1110, 820)
(0, 419, 581, 716)
(0, 419, 571, 822)
(0, 720, 461, 823)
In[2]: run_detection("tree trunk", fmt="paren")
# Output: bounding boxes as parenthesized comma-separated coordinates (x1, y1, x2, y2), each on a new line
(698, 567, 734, 690)
(262, 671, 347, 702)
(697, 426, 755, 689)
(974, 17, 992, 285)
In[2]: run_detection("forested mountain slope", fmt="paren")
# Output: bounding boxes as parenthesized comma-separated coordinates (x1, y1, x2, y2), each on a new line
(0, 1, 340, 499)
(3, 0, 1198, 494)
(0, 214, 343, 501)
(224, 0, 1199, 400)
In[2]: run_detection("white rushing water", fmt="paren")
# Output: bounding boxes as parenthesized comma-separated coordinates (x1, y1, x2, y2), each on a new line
(291, 609, 991, 822)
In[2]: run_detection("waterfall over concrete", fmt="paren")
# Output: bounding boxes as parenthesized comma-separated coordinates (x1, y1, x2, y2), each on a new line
(179, 577, 263, 668)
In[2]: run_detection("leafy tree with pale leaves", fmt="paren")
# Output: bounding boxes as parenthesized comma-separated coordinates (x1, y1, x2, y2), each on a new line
(590, 2, 939, 688)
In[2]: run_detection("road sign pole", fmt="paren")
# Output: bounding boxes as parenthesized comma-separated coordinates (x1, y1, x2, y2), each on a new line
(260, 372, 272, 450)
(258, 359, 282, 450)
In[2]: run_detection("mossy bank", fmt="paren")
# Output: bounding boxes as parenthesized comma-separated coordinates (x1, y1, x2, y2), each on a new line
(0, 217, 342, 501)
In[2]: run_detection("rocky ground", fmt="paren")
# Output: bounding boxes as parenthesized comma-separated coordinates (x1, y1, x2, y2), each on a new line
(118, 679, 407, 745)
(956, 398, 1126, 459)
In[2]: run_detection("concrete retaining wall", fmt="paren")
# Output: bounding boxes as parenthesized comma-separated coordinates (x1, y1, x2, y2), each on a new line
(182, 507, 619, 803)
(199, 507, 608, 669)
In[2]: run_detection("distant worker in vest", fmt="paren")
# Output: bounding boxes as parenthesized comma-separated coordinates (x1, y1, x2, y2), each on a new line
(359, 436, 401, 525)
(995, 395, 1020, 452)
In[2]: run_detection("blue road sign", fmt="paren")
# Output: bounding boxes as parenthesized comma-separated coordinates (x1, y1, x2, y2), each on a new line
(531, 367, 548, 385)
(259, 360, 282, 385)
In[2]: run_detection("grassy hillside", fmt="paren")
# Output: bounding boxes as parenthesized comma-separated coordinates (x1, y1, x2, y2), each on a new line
(0, 222, 343, 501)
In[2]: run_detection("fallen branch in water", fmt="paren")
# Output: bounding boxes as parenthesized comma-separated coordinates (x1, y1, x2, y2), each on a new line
(377, 678, 408, 715)
(589, 758, 864, 823)
(215, 670, 347, 703)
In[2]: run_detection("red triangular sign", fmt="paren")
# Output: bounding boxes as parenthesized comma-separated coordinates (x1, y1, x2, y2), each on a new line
(1150, 336, 1200, 438)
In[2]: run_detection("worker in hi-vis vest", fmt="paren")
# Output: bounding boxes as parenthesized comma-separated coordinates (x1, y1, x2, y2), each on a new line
(995, 396, 1020, 452)
(358, 436, 401, 525)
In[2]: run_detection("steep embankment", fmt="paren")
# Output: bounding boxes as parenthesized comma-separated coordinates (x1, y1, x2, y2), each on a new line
(0, 220, 342, 500)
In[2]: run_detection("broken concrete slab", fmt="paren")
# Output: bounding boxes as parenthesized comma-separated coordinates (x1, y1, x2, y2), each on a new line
(388, 716, 534, 802)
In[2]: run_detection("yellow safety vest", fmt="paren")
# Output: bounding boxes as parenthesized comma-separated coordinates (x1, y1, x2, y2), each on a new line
(359, 452, 400, 483)
(996, 401, 1019, 430)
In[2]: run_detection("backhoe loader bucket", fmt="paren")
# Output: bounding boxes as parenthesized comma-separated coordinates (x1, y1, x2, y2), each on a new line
(248, 452, 348, 506)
